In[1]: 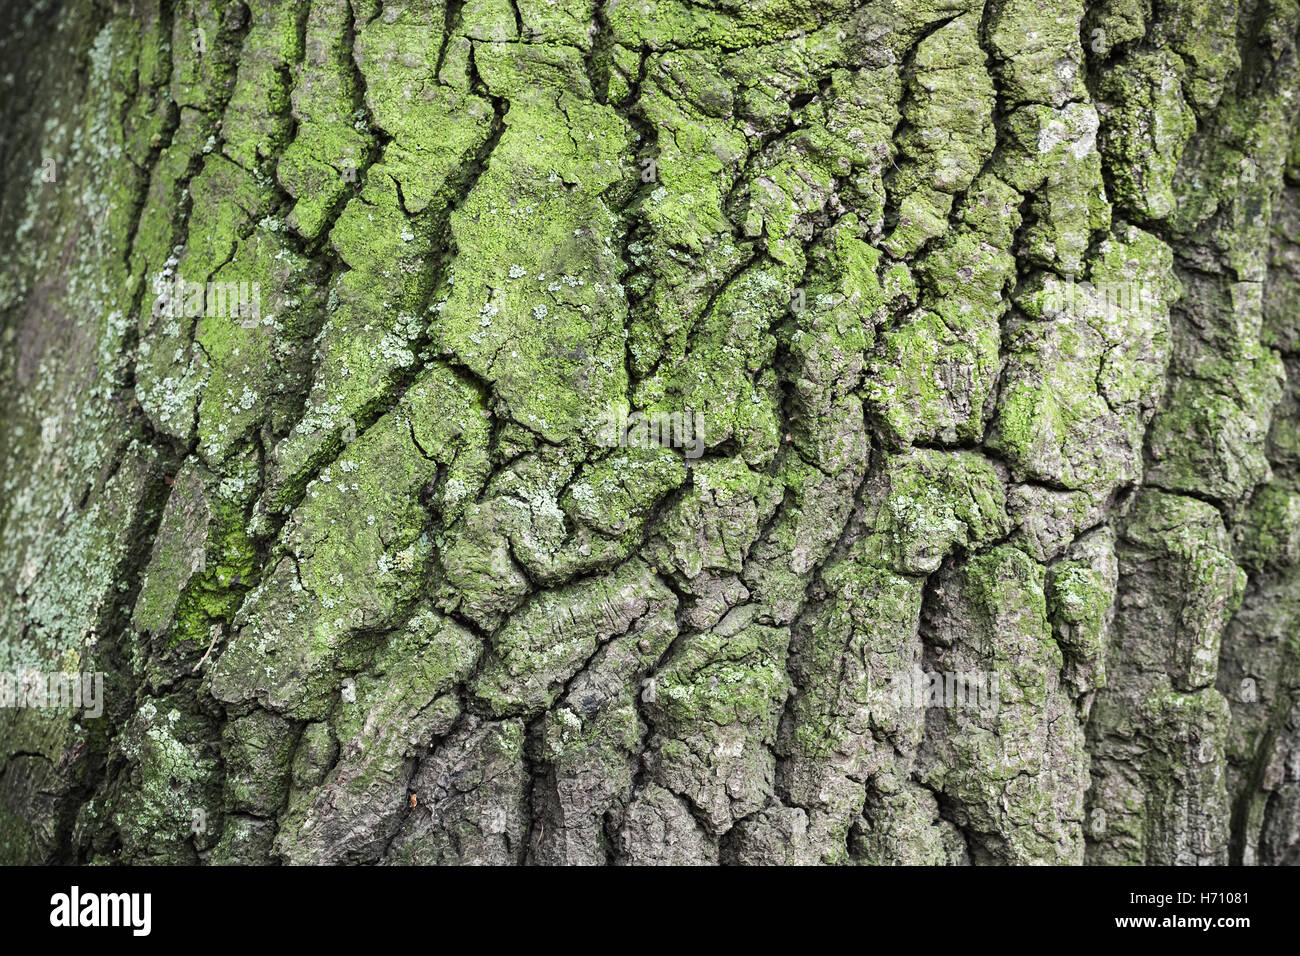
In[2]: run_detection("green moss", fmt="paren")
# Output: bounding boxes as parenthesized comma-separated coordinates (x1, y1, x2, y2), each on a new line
(470, 558, 675, 716)
(859, 449, 1010, 574)
(653, 622, 789, 726)
(563, 446, 687, 538)
(210, 375, 479, 718)
(1047, 531, 1117, 698)
(647, 456, 783, 579)
(1235, 484, 1300, 570)
(1121, 489, 1246, 691)
(1095, 49, 1195, 220)
(882, 13, 995, 258)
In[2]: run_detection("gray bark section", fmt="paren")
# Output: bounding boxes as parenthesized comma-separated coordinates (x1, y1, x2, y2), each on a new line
(0, 0, 1297, 865)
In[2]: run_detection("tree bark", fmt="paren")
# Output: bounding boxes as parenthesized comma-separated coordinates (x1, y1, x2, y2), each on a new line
(1, 0, 1298, 865)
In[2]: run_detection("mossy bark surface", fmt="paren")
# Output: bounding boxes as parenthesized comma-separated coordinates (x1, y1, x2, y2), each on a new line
(1, 0, 1298, 864)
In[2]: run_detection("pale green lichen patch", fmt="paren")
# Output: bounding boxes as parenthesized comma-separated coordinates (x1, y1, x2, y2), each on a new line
(5, 0, 1300, 867)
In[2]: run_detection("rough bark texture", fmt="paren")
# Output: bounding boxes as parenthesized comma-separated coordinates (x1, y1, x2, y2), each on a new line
(1, 0, 1298, 866)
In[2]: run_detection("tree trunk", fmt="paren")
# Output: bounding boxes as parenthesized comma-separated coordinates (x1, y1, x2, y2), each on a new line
(1, 0, 1298, 866)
